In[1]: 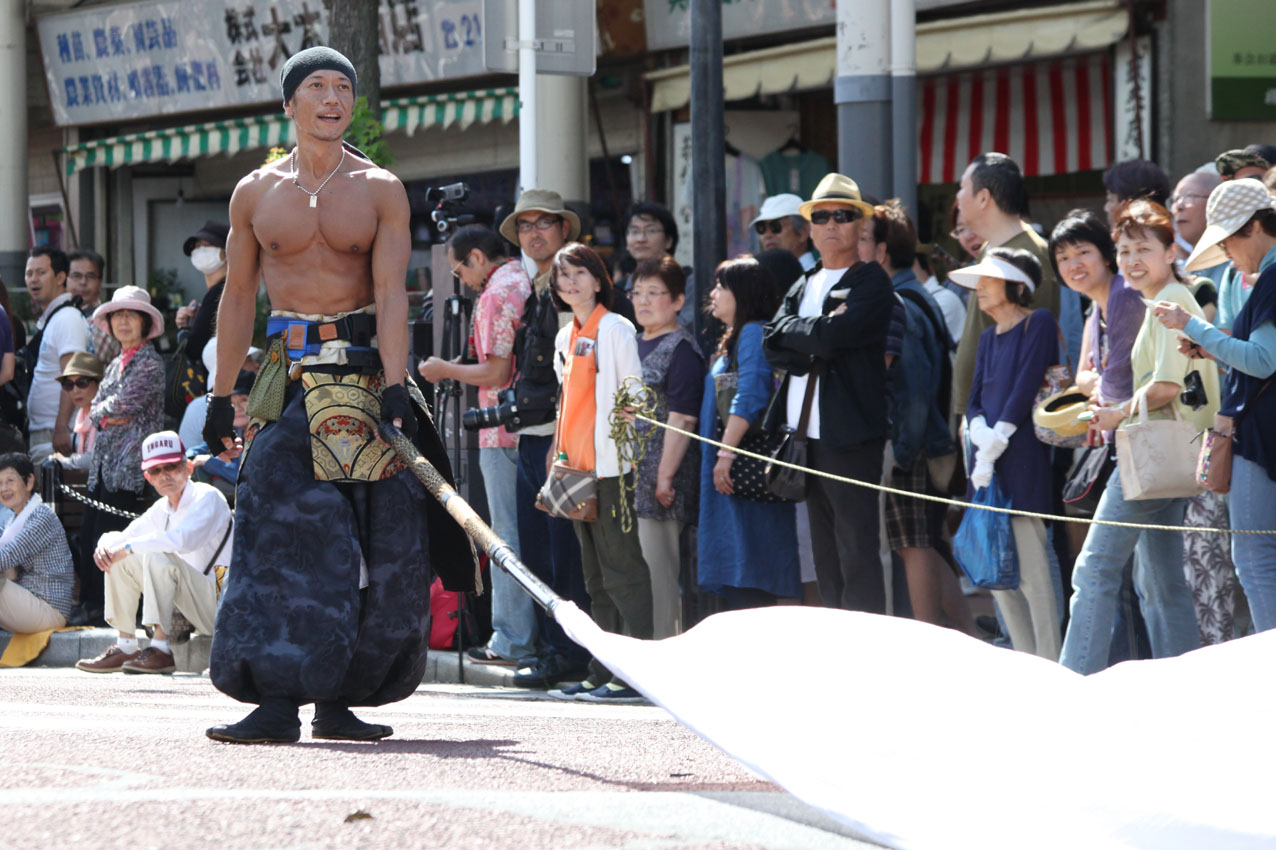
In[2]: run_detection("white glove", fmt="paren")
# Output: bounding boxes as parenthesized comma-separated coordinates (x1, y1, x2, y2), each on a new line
(969, 457, 995, 490)
(967, 415, 994, 452)
(979, 420, 1018, 463)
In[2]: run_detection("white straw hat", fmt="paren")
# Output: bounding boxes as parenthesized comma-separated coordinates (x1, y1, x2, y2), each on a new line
(947, 255, 1036, 292)
(1184, 178, 1276, 272)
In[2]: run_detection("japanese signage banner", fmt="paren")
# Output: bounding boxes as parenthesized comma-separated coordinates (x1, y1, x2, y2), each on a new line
(1207, 0, 1276, 120)
(36, 0, 487, 126)
(643, 0, 835, 51)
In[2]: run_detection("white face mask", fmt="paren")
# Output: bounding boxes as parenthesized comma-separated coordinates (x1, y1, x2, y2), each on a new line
(190, 245, 224, 275)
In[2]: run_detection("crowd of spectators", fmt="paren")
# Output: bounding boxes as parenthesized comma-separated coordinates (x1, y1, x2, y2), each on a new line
(0, 222, 238, 657)
(436, 147, 1276, 702)
(2, 146, 1275, 699)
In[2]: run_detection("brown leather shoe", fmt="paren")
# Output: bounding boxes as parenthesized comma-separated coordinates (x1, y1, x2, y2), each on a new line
(121, 646, 176, 674)
(76, 645, 140, 673)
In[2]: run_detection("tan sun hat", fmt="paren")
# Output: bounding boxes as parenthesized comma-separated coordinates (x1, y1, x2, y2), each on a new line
(56, 350, 105, 382)
(1184, 178, 1276, 272)
(498, 189, 582, 245)
(798, 173, 876, 221)
(91, 285, 166, 340)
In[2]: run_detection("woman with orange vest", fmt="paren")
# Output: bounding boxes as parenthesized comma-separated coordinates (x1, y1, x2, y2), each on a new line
(548, 243, 652, 704)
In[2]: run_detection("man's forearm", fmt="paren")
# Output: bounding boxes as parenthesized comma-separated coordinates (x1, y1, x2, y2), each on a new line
(377, 288, 409, 386)
(212, 287, 257, 396)
(54, 387, 76, 435)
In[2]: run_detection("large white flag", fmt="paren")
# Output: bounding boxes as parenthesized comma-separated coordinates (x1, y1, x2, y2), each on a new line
(553, 603, 1276, 850)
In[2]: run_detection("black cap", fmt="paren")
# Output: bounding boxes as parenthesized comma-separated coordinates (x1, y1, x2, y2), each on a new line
(232, 370, 257, 397)
(183, 220, 230, 256)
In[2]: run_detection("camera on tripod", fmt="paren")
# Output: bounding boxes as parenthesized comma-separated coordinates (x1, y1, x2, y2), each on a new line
(426, 182, 476, 243)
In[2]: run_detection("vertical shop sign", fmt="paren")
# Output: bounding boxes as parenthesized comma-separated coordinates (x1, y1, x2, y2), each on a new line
(37, 0, 488, 126)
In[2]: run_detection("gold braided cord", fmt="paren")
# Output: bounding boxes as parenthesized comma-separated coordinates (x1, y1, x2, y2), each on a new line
(609, 380, 1276, 537)
(607, 377, 659, 534)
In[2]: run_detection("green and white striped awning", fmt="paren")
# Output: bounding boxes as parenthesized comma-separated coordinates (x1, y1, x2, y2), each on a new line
(62, 87, 519, 177)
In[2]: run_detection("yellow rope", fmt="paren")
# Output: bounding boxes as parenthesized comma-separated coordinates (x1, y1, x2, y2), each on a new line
(609, 381, 1276, 537)
(607, 377, 658, 534)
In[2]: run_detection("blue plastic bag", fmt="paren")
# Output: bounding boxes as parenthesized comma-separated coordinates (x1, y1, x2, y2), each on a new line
(953, 476, 1020, 590)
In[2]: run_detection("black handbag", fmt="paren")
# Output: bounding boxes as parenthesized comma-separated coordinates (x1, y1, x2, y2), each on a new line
(765, 361, 819, 502)
(1062, 443, 1116, 516)
(712, 351, 792, 504)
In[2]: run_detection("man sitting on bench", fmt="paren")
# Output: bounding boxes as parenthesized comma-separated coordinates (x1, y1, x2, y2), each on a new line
(76, 431, 233, 674)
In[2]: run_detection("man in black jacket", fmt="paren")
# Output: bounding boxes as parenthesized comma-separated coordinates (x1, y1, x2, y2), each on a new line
(764, 174, 895, 613)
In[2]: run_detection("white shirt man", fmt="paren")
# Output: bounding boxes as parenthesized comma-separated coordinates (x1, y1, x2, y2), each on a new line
(25, 249, 91, 461)
(76, 431, 233, 675)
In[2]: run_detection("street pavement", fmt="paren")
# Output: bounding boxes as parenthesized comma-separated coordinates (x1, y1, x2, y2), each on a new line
(2, 667, 882, 850)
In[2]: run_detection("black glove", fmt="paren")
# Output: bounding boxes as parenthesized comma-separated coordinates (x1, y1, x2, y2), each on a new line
(203, 395, 236, 452)
(380, 383, 417, 440)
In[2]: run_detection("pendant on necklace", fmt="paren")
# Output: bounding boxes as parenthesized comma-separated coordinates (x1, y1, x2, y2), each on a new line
(309, 195, 317, 208)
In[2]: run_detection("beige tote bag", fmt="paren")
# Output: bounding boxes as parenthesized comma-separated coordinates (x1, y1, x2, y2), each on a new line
(1114, 386, 1203, 501)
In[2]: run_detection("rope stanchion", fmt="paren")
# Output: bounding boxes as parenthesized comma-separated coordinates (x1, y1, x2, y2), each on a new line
(609, 380, 1276, 537)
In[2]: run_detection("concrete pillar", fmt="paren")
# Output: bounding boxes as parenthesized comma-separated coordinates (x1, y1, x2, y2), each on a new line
(890, 0, 917, 217)
(835, 0, 891, 200)
(535, 74, 588, 204)
(0, 1, 28, 288)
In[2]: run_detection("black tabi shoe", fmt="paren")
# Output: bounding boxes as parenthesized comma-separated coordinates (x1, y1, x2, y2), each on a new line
(205, 699, 302, 744)
(311, 703, 394, 741)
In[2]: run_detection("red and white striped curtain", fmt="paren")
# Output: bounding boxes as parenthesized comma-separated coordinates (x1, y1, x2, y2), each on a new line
(919, 52, 1113, 184)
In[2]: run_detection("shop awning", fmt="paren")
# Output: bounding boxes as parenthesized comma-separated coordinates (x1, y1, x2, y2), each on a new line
(61, 87, 519, 176)
(919, 52, 1112, 182)
(644, 0, 1128, 113)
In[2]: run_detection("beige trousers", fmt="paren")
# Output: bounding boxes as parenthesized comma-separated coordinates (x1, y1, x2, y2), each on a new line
(637, 517, 684, 639)
(103, 551, 218, 637)
(0, 578, 66, 632)
(991, 517, 1061, 661)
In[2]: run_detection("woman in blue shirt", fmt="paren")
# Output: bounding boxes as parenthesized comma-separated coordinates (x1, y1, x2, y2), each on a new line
(1163, 178, 1276, 631)
(698, 259, 800, 609)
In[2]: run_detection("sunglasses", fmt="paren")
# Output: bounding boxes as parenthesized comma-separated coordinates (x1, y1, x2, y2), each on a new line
(753, 219, 785, 235)
(809, 208, 860, 225)
(59, 377, 97, 391)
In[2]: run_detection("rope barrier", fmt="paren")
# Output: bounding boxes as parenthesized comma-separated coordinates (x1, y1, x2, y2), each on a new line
(610, 378, 1276, 537)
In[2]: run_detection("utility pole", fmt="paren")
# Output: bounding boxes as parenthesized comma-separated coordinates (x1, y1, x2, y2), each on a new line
(890, 0, 917, 216)
(0, 0, 26, 290)
(835, 0, 891, 200)
(690, 0, 726, 337)
(518, 0, 537, 194)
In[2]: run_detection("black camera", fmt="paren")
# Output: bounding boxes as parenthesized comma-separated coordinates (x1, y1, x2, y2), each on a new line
(1181, 369, 1208, 411)
(425, 182, 475, 243)
(462, 383, 558, 432)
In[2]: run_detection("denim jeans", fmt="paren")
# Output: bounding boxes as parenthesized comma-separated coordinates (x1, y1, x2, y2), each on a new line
(479, 447, 540, 660)
(1059, 466, 1202, 674)
(516, 433, 590, 664)
(1230, 455, 1276, 632)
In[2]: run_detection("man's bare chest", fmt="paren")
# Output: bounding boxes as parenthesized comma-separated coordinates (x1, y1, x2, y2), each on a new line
(252, 179, 379, 258)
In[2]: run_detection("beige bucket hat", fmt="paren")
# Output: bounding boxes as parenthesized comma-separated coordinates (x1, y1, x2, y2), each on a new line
(498, 189, 582, 245)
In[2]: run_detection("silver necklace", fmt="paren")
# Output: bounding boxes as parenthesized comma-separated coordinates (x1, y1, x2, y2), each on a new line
(291, 147, 345, 208)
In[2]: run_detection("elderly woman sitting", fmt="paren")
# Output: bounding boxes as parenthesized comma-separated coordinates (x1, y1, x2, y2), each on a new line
(71, 286, 165, 626)
(0, 453, 75, 633)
